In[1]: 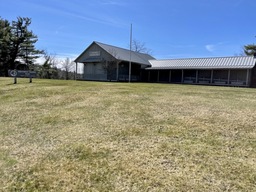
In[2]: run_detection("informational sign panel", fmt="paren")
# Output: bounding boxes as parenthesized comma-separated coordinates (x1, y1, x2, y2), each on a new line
(8, 70, 36, 78)
(8, 70, 36, 84)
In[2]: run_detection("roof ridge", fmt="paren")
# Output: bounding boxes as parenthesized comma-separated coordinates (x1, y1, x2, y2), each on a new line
(95, 41, 134, 53)
(148, 56, 256, 70)
(94, 41, 153, 57)
(152, 55, 254, 61)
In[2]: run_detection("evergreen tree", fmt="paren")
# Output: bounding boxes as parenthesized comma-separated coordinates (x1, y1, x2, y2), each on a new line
(0, 17, 11, 76)
(9, 17, 43, 69)
(244, 44, 256, 56)
(0, 17, 43, 76)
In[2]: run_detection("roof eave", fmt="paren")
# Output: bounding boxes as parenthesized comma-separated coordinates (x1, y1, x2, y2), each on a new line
(146, 66, 254, 70)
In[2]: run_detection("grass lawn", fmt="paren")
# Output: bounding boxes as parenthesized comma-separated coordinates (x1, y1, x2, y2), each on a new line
(0, 77, 255, 191)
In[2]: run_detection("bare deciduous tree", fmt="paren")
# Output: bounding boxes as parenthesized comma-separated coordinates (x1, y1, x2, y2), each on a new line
(131, 39, 152, 54)
(37, 52, 58, 79)
(61, 57, 74, 80)
(102, 49, 121, 81)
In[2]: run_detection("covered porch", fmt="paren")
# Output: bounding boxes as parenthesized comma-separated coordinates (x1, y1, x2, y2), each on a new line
(77, 61, 144, 82)
(117, 61, 142, 82)
(146, 69, 251, 87)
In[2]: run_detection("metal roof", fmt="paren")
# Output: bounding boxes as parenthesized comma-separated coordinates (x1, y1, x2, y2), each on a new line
(75, 41, 155, 66)
(95, 41, 155, 66)
(147, 56, 256, 70)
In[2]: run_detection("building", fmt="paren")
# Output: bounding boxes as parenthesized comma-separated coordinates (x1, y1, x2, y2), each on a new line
(74, 41, 155, 81)
(75, 41, 256, 87)
(147, 57, 256, 87)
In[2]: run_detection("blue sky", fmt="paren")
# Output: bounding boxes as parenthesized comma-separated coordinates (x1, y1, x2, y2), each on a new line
(1, 0, 256, 61)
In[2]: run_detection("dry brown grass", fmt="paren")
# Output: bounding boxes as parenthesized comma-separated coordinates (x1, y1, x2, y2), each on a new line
(0, 77, 256, 191)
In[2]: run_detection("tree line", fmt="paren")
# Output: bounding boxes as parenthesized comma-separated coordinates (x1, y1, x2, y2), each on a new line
(0, 16, 77, 79)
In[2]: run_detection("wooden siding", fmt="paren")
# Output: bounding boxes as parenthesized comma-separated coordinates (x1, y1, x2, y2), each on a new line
(84, 63, 107, 81)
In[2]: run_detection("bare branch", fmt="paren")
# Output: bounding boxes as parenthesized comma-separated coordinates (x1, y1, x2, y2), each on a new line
(60, 57, 74, 80)
(131, 39, 152, 54)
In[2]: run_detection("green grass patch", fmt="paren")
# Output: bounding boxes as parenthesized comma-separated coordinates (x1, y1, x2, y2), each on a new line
(0, 77, 256, 191)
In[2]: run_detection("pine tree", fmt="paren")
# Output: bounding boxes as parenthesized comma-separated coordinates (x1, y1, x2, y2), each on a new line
(9, 17, 43, 69)
(0, 17, 43, 76)
(0, 17, 11, 76)
(244, 44, 256, 56)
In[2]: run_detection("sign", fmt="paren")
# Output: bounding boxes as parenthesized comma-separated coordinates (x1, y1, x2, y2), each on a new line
(8, 70, 37, 84)
(8, 70, 37, 78)
(9, 70, 17, 77)
(89, 51, 101, 57)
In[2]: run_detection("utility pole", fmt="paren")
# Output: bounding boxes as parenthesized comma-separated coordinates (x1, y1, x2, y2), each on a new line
(129, 23, 132, 83)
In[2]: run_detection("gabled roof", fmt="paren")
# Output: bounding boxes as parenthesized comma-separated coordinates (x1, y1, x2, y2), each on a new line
(75, 41, 155, 66)
(147, 56, 256, 70)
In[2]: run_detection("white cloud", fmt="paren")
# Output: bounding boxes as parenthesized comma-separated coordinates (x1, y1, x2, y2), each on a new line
(205, 44, 216, 52)
(205, 42, 229, 53)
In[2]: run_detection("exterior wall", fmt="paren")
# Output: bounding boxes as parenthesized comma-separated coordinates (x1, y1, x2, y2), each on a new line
(81, 44, 117, 81)
(83, 63, 107, 81)
(79, 43, 113, 62)
(230, 69, 248, 86)
(79, 43, 143, 82)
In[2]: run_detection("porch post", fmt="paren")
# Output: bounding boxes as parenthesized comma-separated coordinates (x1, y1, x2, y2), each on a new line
(246, 69, 250, 86)
(228, 69, 231, 85)
(116, 62, 119, 81)
(196, 70, 198, 83)
(106, 60, 108, 80)
(83, 63, 85, 79)
(75, 62, 78, 80)
(169, 70, 171, 83)
(181, 70, 184, 83)
(148, 71, 150, 82)
(211, 70, 214, 84)
(157, 70, 160, 82)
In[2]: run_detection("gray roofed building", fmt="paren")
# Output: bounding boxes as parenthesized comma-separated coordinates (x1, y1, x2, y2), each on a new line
(74, 41, 256, 87)
(147, 56, 256, 70)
